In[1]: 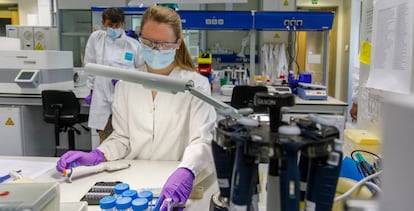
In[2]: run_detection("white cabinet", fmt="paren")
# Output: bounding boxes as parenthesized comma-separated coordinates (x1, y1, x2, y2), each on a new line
(0, 106, 55, 156)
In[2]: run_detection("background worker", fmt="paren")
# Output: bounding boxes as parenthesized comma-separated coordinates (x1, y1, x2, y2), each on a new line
(350, 58, 360, 122)
(57, 5, 217, 210)
(84, 7, 143, 143)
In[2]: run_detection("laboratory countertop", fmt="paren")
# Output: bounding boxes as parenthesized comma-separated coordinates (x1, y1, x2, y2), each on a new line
(212, 93, 348, 105)
(0, 86, 90, 106)
(213, 93, 348, 116)
(0, 87, 348, 116)
(0, 156, 219, 211)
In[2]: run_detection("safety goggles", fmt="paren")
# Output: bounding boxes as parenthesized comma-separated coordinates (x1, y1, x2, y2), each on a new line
(138, 33, 179, 50)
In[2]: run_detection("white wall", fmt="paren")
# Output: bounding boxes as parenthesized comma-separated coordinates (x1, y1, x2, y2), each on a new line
(18, 0, 38, 25)
(37, 0, 51, 25)
(0, 0, 53, 26)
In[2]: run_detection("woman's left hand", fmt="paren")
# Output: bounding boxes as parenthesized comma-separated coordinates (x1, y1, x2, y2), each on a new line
(154, 167, 194, 211)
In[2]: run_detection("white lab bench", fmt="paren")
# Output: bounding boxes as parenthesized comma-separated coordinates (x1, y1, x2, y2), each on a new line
(0, 86, 90, 107)
(0, 156, 219, 211)
(0, 87, 348, 156)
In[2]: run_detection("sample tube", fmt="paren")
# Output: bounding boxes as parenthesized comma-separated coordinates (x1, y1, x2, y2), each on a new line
(116, 196, 133, 211)
(99, 195, 117, 211)
(132, 198, 149, 211)
(122, 189, 138, 200)
(138, 191, 153, 203)
(138, 190, 154, 210)
(114, 183, 130, 198)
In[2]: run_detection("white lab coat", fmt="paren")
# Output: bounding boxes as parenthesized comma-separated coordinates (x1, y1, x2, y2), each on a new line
(98, 66, 217, 177)
(84, 30, 143, 130)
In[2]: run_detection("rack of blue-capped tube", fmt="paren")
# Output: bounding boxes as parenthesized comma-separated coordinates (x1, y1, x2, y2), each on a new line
(93, 182, 157, 211)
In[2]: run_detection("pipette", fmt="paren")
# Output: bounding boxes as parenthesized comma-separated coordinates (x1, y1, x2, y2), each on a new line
(62, 161, 130, 183)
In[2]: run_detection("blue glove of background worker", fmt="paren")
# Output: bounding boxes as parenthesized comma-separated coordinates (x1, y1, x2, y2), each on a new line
(111, 79, 118, 86)
(56, 149, 105, 172)
(154, 167, 194, 211)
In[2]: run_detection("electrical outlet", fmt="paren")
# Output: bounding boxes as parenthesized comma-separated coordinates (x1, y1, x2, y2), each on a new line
(284, 19, 290, 26)
(290, 20, 297, 26)
(297, 20, 303, 26)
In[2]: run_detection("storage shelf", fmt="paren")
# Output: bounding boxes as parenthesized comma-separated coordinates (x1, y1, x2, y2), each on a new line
(213, 54, 259, 64)
(253, 11, 334, 31)
(91, 7, 334, 31)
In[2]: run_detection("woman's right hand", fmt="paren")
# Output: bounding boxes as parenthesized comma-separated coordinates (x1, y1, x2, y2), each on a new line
(56, 149, 105, 172)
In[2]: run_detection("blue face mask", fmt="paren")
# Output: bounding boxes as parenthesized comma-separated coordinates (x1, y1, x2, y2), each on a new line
(106, 27, 122, 39)
(140, 44, 176, 70)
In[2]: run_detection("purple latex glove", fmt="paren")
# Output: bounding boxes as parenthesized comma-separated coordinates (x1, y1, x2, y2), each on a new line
(155, 167, 194, 211)
(56, 149, 105, 173)
(85, 91, 93, 105)
(111, 79, 118, 86)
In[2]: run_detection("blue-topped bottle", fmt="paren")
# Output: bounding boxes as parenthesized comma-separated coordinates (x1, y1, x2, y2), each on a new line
(116, 196, 133, 211)
(99, 195, 117, 211)
(132, 198, 149, 211)
(138, 191, 153, 203)
(114, 183, 130, 198)
(122, 189, 138, 200)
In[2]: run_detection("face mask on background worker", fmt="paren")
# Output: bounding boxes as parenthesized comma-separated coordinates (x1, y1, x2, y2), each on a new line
(106, 27, 122, 39)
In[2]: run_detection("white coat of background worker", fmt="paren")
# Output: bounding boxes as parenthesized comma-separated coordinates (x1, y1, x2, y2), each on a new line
(84, 7, 143, 142)
(350, 58, 360, 121)
(57, 6, 217, 210)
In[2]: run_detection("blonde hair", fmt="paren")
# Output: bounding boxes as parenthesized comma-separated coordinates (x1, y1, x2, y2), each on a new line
(140, 6, 196, 71)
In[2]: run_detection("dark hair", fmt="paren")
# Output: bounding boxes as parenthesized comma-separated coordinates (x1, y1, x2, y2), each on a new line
(140, 6, 196, 71)
(102, 7, 125, 24)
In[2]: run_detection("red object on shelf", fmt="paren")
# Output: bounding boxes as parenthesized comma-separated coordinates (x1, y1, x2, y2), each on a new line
(198, 63, 212, 75)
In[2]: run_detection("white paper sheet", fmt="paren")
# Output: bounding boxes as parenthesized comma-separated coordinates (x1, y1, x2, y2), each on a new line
(367, 0, 414, 94)
(0, 159, 55, 182)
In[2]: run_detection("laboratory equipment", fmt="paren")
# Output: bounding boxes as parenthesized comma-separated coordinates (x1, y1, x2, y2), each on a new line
(266, 85, 292, 94)
(220, 84, 235, 96)
(83, 63, 341, 211)
(343, 129, 381, 161)
(0, 50, 74, 94)
(0, 37, 20, 50)
(6, 25, 59, 50)
(0, 182, 60, 210)
(63, 161, 131, 183)
(198, 53, 213, 76)
(81, 181, 123, 205)
(100, 196, 117, 211)
(0, 106, 56, 156)
(296, 82, 328, 100)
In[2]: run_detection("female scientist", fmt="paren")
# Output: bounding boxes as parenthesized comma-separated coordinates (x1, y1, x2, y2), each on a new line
(56, 5, 217, 210)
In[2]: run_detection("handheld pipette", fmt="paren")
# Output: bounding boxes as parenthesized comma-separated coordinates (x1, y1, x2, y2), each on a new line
(62, 161, 130, 183)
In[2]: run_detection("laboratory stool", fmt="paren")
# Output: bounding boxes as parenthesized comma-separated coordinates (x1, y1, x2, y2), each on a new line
(41, 90, 89, 155)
